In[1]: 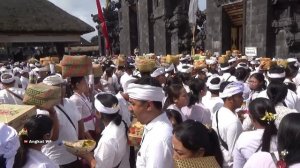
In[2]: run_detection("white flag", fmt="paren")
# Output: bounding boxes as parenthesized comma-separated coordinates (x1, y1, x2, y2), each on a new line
(188, 0, 199, 24)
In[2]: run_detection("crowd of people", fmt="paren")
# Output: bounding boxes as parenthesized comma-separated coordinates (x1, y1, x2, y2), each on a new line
(1, 53, 300, 168)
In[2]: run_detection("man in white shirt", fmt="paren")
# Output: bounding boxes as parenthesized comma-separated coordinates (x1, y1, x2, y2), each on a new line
(0, 72, 25, 105)
(212, 82, 244, 167)
(127, 77, 174, 168)
(220, 63, 237, 82)
(117, 75, 137, 126)
(203, 75, 224, 118)
(120, 65, 133, 89)
(116, 75, 138, 168)
(37, 74, 85, 168)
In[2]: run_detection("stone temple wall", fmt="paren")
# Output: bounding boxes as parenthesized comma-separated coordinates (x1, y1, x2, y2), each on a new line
(119, 0, 196, 56)
(205, 0, 300, 58)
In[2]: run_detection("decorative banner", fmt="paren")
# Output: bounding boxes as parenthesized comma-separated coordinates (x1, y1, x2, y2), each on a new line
(96, 0, 111, 50)
(188, 0, 198, 24)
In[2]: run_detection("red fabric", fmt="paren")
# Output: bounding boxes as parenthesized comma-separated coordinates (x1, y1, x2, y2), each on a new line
(96, 0, 111, 50)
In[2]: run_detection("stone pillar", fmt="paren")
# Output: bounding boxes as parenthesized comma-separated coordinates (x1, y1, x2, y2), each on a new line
(205, 1, 223, 54)
(152, 0, 168, 55)
(245, 0, 271, 57)
(171, 29, 179, 54)
(153, 19, 167, 55)
(119, 2, 131, 55)
(137, 0, 150, 54)
(272, 2, 300, 58)
(276, 30, 289, 58)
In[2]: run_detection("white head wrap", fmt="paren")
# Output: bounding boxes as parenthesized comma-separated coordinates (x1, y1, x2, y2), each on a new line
(207, 74, 223, 90)
(206, 72, 212, 78)
(180, 55, 191, 61)
(286, 58, 298, 63)
(151, 67, 165, 78)
(220, 82, 244, 98)
(120, 76, 137, 93)
(210, 56, 217, 62)
(220, 65, 231, 71)
(165, 64, 175, 72)
(127, 83, 164, 102)
(0, 123, 20, 168)
(206, 59, 216, 65)
(35, 63, 41, 67)
(177, 64, 193, 73)
(287, 58, 297, 63)
(29, 64, 35, 68)
(0, 67, 7, 73)
(0, 73, 15, 84)
(43, 74, 65, 86)
(237, 63, 249, 69)
(12, 67, 22, 75)
(94, 93, 120, 114)
(267, 71, 286, 79)
(32, 67, 40, 72)
(228, 57, 237, 63)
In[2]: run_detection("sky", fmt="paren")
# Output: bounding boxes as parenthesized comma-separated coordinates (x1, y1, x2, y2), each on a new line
(48, 0, 207, 41)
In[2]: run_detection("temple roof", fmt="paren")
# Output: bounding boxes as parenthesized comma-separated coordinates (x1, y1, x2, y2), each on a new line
(0, 0, 95, 34)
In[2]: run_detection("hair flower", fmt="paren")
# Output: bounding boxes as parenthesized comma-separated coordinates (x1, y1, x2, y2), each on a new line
(261, 112, 276, 123)
(280, 149, 289, 158)
(19, 128, 28, 136)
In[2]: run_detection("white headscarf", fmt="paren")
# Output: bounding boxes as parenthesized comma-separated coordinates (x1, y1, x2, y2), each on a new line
(165, 64, 175, 72)
(267, 71, 286, 79)
(177, 64, 193, 73)
(236, 62, 249, 70)
(207, 74, 223, 90)
(42, 74, 64, 86)
(120, 76, 137, 93)
(150, 67, 165, 78)
(127, 83, 164, 102)
(220, 82, 244, 98)
(0, 73, 15, 84)
(94, 93, 120, 114)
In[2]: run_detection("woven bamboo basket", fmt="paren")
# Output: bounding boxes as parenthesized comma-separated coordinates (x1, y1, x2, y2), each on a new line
(260, 58, 273, 70)
(166, 55, 180, 65)
(174, 156, 220, 168)
(136, 57, 156, 72)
